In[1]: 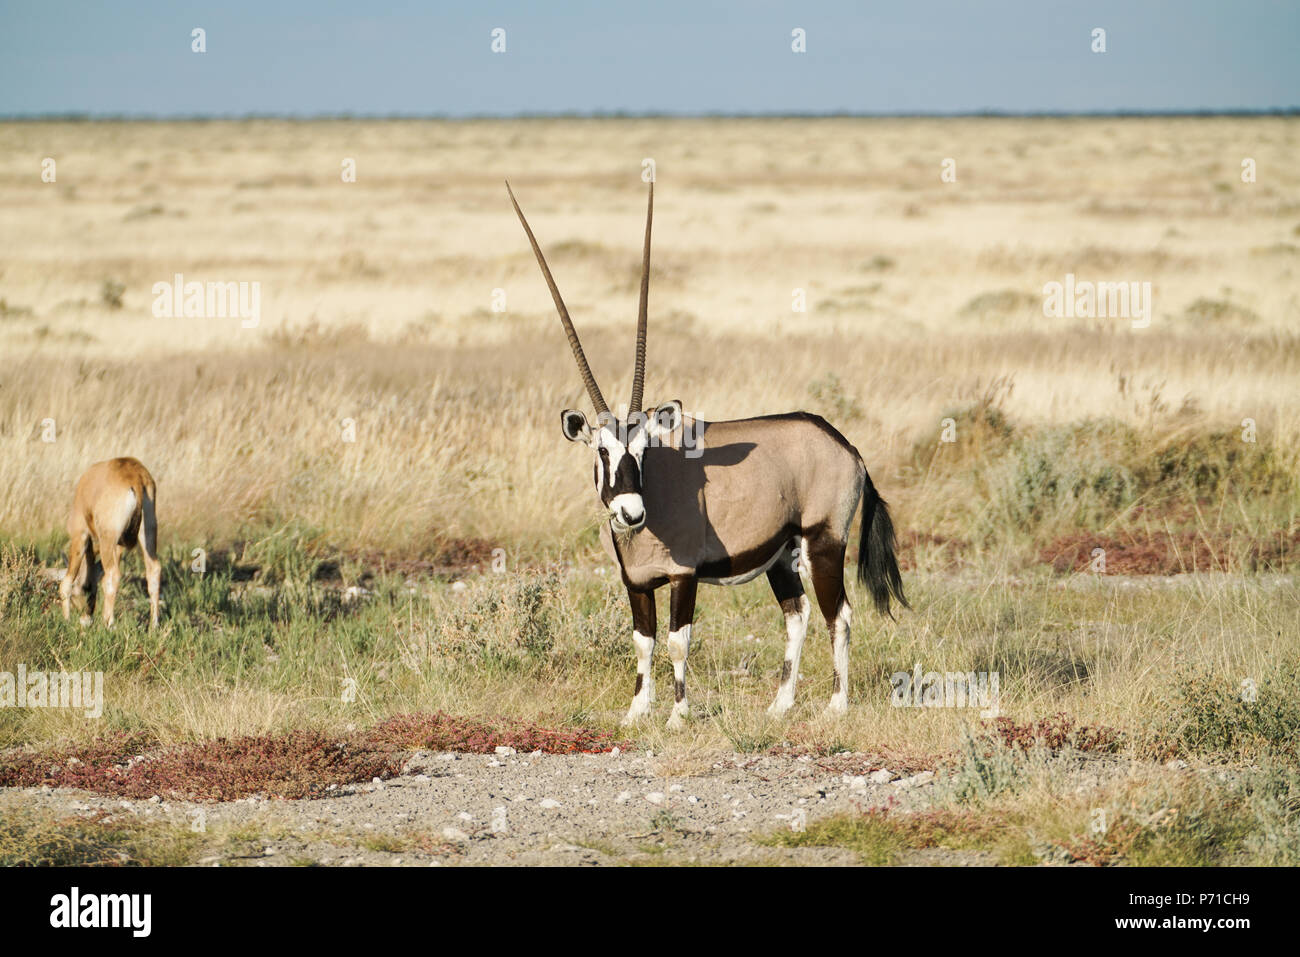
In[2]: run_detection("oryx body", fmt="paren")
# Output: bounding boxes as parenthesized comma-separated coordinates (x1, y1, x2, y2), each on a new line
(508, 182, 906, 727)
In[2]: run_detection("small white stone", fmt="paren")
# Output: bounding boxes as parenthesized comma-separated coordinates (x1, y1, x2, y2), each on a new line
(539, 798, 561, 809)
(457, 812, 473, 821)
(451, 581, 468, 593)
(615, 791, 632, 804)
(849, 775, 868, 790)
(869, 769, 893, 785)
(494, 746, 516, 756)
(441, 827, 469, 842)
(610, 747, 621, 757)
(894, 770, 936, 789)
(646, 792, 665, 805)
(668, 784, 684, 792)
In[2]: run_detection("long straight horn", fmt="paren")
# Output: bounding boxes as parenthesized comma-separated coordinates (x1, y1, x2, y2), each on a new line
(629, 181, 653, 416)
(506, 180, 609, 416)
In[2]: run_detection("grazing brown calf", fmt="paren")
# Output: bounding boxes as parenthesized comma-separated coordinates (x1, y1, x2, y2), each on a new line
(59, 457, 161, 628)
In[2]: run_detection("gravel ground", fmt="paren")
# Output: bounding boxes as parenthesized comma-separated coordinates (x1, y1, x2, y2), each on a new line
(7, 749, 956, 866)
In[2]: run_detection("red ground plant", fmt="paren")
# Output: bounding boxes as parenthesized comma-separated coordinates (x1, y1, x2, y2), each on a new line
(1041, 527, 1300, 575)
(0, 712, 629, 802)
(986, 713, 1124, 753)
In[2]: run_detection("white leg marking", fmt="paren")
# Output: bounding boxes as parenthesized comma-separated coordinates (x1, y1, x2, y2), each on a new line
(826, 601, 852, 714)
(768, 594, 810, 717)
(666, 624, 691, 729)
(795, 536, 812, 577)
(622, 630, 655, 725)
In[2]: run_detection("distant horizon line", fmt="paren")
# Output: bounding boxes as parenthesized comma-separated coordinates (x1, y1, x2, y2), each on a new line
(3, 107, 1298, 122)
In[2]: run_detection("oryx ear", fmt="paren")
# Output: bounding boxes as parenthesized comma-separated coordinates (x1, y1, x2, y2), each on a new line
(648, 399, 683, 437)
(561, 409, 592, 444)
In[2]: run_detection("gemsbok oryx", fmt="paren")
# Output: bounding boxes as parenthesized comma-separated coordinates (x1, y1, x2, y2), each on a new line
(507, 181, 907, 727)
(59, 457, 161, 629)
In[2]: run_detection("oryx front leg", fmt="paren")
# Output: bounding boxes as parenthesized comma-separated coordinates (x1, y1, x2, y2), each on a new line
(766, 547, 809, 717)
(666, 576, 697, 729)
(621, 588, 657, 725)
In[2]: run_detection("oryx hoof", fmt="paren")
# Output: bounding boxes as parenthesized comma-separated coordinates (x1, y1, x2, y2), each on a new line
(620, 707, 650, 727)
(823, 697, 848, 716)
(77, 615, 93, 628)
(767, 698, 794, 718)
(666, 706, 689, 730)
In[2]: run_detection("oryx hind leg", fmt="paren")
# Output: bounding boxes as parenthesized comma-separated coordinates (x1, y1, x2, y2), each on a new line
(621, 588, 657, 726)
(766, 540, 810, 717)
(666, 576, 697, 729)
(807, 533, 851, 714)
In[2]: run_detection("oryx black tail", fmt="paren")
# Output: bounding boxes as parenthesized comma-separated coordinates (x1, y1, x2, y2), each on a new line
(857, 476, 908, 618)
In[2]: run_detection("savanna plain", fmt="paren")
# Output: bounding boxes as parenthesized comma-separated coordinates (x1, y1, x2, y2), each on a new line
(0, 117, 1298, 866)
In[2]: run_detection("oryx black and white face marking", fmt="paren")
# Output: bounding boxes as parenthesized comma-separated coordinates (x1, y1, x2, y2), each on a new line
(561, 401, 681, 534)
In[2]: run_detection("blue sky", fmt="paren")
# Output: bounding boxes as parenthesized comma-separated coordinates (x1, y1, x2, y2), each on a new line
(1, 1, 1296, 116)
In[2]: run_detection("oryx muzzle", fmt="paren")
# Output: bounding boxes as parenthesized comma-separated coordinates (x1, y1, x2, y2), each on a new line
(509, 182, 907, 728)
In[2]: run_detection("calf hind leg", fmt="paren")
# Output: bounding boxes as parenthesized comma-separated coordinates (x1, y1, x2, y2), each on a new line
(60, 529, 94, 625)
(99, 539, 123, 628)
(140, 495, 161, 628)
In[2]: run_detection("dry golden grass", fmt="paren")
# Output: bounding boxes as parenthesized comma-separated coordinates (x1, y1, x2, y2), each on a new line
(2, 117, 1298, 558)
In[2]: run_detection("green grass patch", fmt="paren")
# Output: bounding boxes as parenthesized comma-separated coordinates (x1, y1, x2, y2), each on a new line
(0, 808, 201, 866)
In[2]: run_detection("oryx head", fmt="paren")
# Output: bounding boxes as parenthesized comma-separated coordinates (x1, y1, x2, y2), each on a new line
(508, 180, 682, 533)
